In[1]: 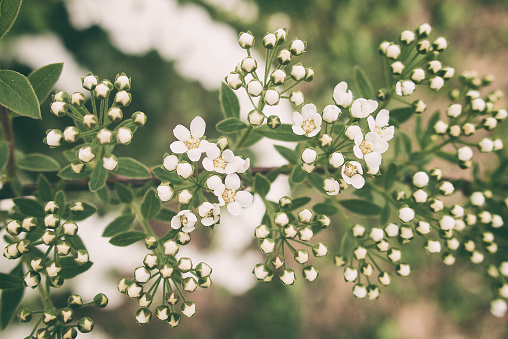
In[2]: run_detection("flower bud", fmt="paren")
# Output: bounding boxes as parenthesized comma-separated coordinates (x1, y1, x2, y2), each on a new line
(290, 39, 305, 55)
(247, 80, 263, 97)
(289, 91, 304, 106)
(83, 114, 98, 129)
(82, 74, 98, 90)
(115, 74, 131, 91)
(46, 129, 63, 147)
(108, 107, 123, 121)
(241, 57, 257, 73)
(94, 82, 110, 99)
(103, 155, 118, 171)
(264, 89, 280, 106)
(238, 32, 254, 48)
(78, 146, 95, 163)
(247, 109, 265, 126)
(50, 101, 68, 117)
(225, 73, 243, 90)
(63, 126, 79, 143)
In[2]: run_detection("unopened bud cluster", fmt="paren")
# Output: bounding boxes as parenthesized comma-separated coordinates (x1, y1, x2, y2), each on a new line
(45, 72, 146, 173)
(253, 198, 329, 285)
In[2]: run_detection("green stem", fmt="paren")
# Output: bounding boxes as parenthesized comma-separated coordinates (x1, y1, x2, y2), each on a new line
(0, 105, 16, 179)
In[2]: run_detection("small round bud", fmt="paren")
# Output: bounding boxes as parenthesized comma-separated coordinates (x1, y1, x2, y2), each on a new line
(247, 109, 265, 126)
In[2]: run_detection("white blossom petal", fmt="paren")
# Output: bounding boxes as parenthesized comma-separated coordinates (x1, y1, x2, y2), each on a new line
(190, 116, 206, 138)
(173, 125, 191, 141)
(170, 141, 188, 154)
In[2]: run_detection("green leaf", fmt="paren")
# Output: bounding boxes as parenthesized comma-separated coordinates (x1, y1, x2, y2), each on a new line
(0, 265, 23, 330)
(273, 145, 297, 164)
(313, 202, 339, 215)
(354, 66, 375, 99)
(415, 114, 423, 146)
(338, 199, 381, 215)
(289, 165, 306, 184)
(0, 141, 8, 173)
(436, 151, 458, 164)
(241, 130, 264, 149)
(220, 82, 240, 119)
(0, 0, 22, 40)
(27, 63, 63, 103)
(0, 272, 23, 290)
(141, 188, 161, 220)
(109, 231, 146, 247)
(216, 117, 248, 134)
(55, 190, 66, 210)
(256, 124, 308, 142)
(95, 186, 109, 204)
(384, 163, 397, 190)
(17, 153, 61, 172)
(36, 174, 53, 202)
(400, 132, 412, 155)
(58, 164, 91, 180)
(286, 197, 311, 211)
(72, 203, 96, 222)
(160, 229, 179, 243)
(115, 182, 133, 204)
(115, 157, 151, 179)
(102, 214, 136, 237)
(380, 201, 390, 225)
(422, 111, 440, 148)
(389, 107, 413, 126)
(308, 173, 325, 193)
(152, 166, 182, 183)
(59, 257, 93, 279)
(155, 208, 177, 221)
(66, 234, 87, 251)
(89, 163, 108, 192)
(0, 70, 40, 119)
(254, 173, 271, 197)
(12, 198, 45, 217)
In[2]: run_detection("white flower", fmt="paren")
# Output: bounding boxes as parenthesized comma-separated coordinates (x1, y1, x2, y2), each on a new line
(96, 129, 113, 144)
(163, 155, 178, 171)
(226, 73, 242, 90)
(323, 105, 341, 123)
(418, 23, 432, 37)
(425, 240, 441, 254)
(367, 109, 394, 142)
(386, 44, 401, 59)
(301, 148, 317, 163)
(263, 33, 276, 48)
(472, 98, 485, 111)
(353, 132, 389, 168)
(176, 162, 193, 178)
(181, 302, 197, 318)
(103, 155, 118, 171)
(350, 98, 378, 118)
(241, 57, 257, 73)
(439, 181, 454, 195)
(434, 120, 448, 134)
(303, 266, 319, 282)
(491, 299, 507, 318)
(117, 127, 133, 144)
(82, 75, 98, 90)
(400, 30, 415, 44)
(329, 152, 344, 168)
(253, 264, 269, 280)
(46, 130, 62, 147)
(457, 146, 473, 161)
(345, 125, 362, 141)
(395, 80, 415, 96)
(290, 39, 305, 55)
(344, 267, 358, 282)
(115, 75, 130, 90)
(341, 161, 364, 189)
(470, 192, 485, 206)
(391, 61, 404, 75)
(260, 238, 275, 253)
(170, 116, 208, 162)
(292, 104, 322, 137)
(447, 104, 462, 118)
(353, 284, 367, 299)
(135, 267, 151, 283)
(198, 202, 220, 226)
(413, 172, 429, 188)
(247, 80, 263, 97)
(280, 269, 296, 285)
(78, 146, 95, 163)
(298, 209, 313, 223)
(213, 174, 253, 216)
(479, 138, 494, 152)
(114, 90, 131, 106)
(171, 210, 197, 233)
(157, 184, 174, 202)
(50, 101, 67, 116)
(108, 107, 123, 121)
(178, 189, 193, 204)
(202, 144, 245, 174)
(439, 215, 455, 230)
(324, 178, 340, 195)
(411, 68, 425, 83)
(333, 82, 353, 107)
(95, 83, 110, 98)
(290, 65, 306, 81)
(413, 189, 427, 203)
(398, 206, 415, 223)
(63, 126, 79, 143)
(264, 89, 280, 106)
(290, 91, 304, 106)
(397, 263, 411, 276)
(238, 32, 254, 48)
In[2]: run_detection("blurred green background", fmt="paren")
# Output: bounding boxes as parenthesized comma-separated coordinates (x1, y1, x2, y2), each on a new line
(1, 0, 508, 338)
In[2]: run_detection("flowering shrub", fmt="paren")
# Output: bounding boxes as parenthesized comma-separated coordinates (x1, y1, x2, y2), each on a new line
(0, 2, 507, 337)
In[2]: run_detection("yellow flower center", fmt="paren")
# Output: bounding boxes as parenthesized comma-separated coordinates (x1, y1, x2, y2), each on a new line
(222, 188, 236, 203)
(185, 136, 200, 149)
(374, 126, 383, 136)
(180, 214, 189, 227)
(343, 162, 358, 178)
(204, 209, 214, 218)
(301, 119, 316, 134)
(213, 157, 227, 170)
(359, 140, 374, 154)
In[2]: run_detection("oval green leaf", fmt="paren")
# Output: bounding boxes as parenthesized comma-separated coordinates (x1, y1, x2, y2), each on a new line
(109, 231, 146, 247)
(115, 157, 151, 179)
(0, 70, 40, 119)
(354, 66, 375, 100)
(0, 0, 22, 40)
(102, 214, 136, 238)
(89, 163, 108, 192)
(17, 153, 61, 172)
(257, 124, 307, 142)
(216, 117, 248, 134)
(28, 63, 63, 103)
(141, 188, 161, 220)
(338, 199, 381, 215)
(220, 82, 240, 119)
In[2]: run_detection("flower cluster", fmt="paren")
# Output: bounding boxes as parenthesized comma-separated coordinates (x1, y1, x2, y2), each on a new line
(253, 197, 329, 285)
(118, 235, 212, 327)
(292, 83, 393, 192)
(227, 29, 313, 126)
(44, 73, 146, 173)
(378, 23, 454, 104)
(16, 294, 107, 339)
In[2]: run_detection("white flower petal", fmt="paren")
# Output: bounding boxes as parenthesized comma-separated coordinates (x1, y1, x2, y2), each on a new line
(170, 141, 188, 154)
(236, 191, 253, 207)
(350, 174, 365, 189)
(367, 116, 376, 131)
(376, 109, 390, 127)
(190, 116, 206, 138)
(173, 125, 191, 141)
(227, 202, 242, 216)
(365, 152, 382, 168)
(302, 103, 317, 118)
(225, 174, 241, 190)
(292, 125, 305, 135)
(187, 148, 202, 162)
(293, 112, 303, 126)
